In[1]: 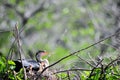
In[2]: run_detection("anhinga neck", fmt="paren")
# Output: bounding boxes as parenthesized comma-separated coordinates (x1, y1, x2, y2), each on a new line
(36, 53, 42, 62)
(35, 50, 46, 62)
(36, 58, 43, 62)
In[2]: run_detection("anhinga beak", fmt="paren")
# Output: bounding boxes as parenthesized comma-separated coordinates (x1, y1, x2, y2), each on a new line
(41, 50, 48, 56)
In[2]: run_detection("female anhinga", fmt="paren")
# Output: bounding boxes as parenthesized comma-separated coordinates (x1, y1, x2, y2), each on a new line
(14, 50, 49, 72)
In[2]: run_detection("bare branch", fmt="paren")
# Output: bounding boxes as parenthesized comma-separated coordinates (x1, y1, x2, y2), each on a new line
(67, 71, 71, 80)
(88, 59, 103, 78)
(53, 68, 91, 74)
(4, 3, 24, 18)
(14, 23, 27, 80)
(0, 29, 14, 33)
(28, 1, 45, 18)
(76, 55, 95, 67)
(104, 58, 119, 70)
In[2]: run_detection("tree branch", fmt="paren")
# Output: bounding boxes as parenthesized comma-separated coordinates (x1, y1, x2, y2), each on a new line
(14, 23, 27, 80)
(53, 68, 91, 74)
(76, 55, 95, 67)
(88, 59, 103, 78)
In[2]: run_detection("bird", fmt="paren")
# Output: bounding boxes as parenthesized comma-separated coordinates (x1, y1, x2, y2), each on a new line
(14, 50, 48, 72)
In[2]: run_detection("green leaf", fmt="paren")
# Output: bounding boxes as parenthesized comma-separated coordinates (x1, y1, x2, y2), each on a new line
(0, 61, 5, 72)
(8, 60, 15, 65)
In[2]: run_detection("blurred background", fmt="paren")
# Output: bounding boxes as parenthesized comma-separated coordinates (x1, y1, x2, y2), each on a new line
(0, 0, 120, 70)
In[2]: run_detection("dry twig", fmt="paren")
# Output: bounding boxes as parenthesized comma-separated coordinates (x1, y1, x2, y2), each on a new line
(14, 23, 27, 80)
(67, 71, 71, 80)
(0, 30, 13, 33)
(88, 59, 103, 78)
(76, 55, 95, 67)
(53, 68, 91, 74)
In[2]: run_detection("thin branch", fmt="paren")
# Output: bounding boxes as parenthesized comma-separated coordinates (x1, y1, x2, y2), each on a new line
(14, 23, 27, 80)
(99, 63, 104, 80)
(22, 1, 46, 26)
(76, 55, 95, 67)
(6, 31, 16, 77)
(7, 22, 26, 60)
(0, 30, 14, 33)
(88, 59, 103, 78)
(53, 68, 91, 74)
(104, 58, 119, 70)
(67, 71, 71, 80)
(100, 57, 120, 79)
(6, 26, 25, 74)
(109, 57, 119, 74)
(88, 52, 97, 65)
(7, 40, 16, 60)
(3, 21, 26, 58)
(28, 1, 45, 18)
(4, 3, 24, 18)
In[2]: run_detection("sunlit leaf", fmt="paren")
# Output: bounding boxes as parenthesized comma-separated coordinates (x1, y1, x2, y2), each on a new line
(8, 60, 15, 65)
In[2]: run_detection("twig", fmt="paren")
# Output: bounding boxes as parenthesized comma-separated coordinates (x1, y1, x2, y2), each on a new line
(6, 31, 17, 78)
(29, 1, 45, 18)
(104, 58, 119, 70)
(109, 57, 119, 75)
(67, 71, 71, 80)
(6, 24, 26, 77)
(88, 52, 97, 65)
(0, 30, 14, 33)
(14, 23, 27, 80)
(7, 40, 16, 60)
(76, 55, 95, 67)
(38, 32, 117, 77)
(99, 63, 104, 80)
(88, 59, 103, 78)
(101, 57, 120, 79)
(53, 68, 91, 74)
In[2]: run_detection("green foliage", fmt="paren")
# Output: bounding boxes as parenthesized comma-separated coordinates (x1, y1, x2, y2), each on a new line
(0, 57, 6, 73)
(0, 0, 119, 79)
(8, 60, 16, 70)
(55, 65, 120, 80)
(0, 57, 24, 79)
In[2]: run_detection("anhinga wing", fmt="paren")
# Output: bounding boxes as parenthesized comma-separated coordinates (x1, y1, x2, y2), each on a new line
(14, 59, 40, 72)
(26, 60, 40, 68)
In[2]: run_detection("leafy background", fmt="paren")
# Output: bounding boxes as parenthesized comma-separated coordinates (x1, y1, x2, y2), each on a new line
(0, 0, 120, 79)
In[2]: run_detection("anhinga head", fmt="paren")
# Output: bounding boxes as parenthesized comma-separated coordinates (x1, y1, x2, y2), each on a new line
(35, 50, 47, 62)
